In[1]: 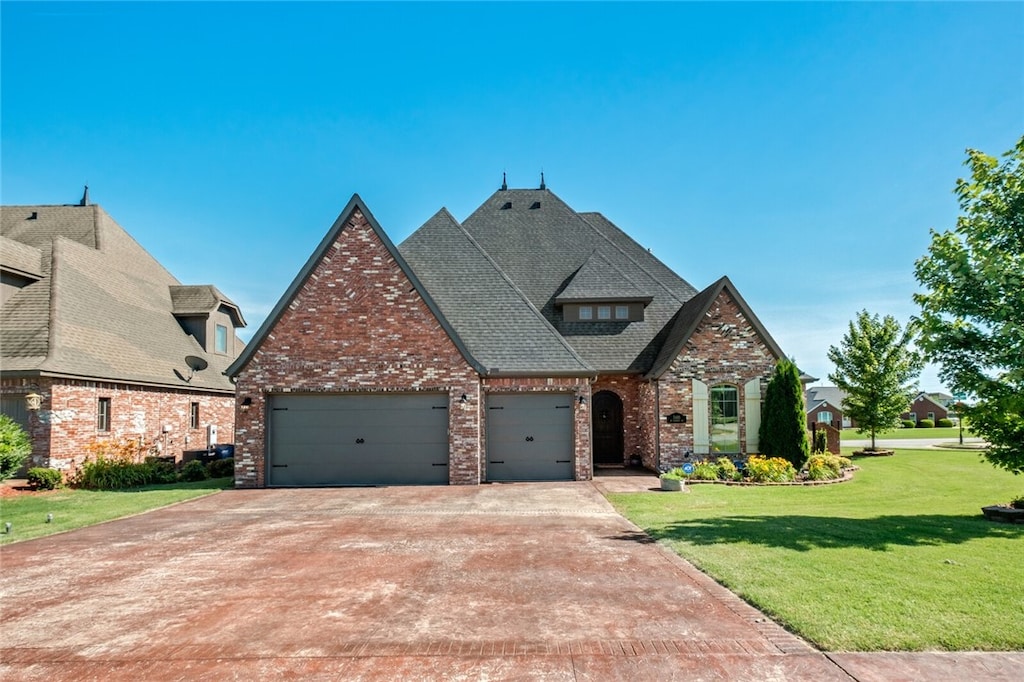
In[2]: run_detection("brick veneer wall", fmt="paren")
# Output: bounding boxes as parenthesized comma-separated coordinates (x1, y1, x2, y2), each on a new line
(481, 377, 592, 481)
(656, 290, 778, 469)
(231, 208, 481, 487)
(1, 376, 234, 473)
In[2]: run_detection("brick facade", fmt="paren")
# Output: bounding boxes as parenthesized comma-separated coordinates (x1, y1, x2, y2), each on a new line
(231, 208, 482, 487)
(1, 376, 234, 474)
(655, 290, 778, 469)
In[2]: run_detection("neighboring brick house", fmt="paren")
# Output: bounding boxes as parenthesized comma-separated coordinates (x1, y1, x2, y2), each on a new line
(805, 386, 851, 430)
(903, 392, 949, 425)
(228, 182, 788, 487)
(1, 189, 246, 474)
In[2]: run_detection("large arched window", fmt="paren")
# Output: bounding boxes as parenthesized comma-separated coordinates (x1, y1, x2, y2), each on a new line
(710, 385, 740, 453)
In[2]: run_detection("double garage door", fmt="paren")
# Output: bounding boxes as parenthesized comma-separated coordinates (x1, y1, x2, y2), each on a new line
(267, 392, 575, 486)
(268, 393, 450, 486)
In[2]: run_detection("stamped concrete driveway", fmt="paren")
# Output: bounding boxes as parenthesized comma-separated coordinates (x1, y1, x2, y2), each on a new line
(1, 482, 851, 680)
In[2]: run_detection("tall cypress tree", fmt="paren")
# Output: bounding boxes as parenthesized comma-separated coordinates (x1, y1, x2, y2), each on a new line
(758, 358, 810, 469)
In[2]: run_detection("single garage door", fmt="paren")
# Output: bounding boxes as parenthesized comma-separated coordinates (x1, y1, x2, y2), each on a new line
(486, 394, 574, 481)
(268, 393, 449, 486)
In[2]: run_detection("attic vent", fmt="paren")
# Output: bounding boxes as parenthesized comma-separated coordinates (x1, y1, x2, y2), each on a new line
(501, 201, 512, 210)
(530, 201, 541, 210)
(28, 211, 38, 220)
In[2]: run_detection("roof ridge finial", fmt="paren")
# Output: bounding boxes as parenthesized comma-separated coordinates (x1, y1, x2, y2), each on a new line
(539, 170, 546, 190)
(79, 184, 90, 206)
(501, 171, 507, 191)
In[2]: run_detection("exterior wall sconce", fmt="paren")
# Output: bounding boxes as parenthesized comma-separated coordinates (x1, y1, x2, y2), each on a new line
(240, 397, 253, 410)
(25, 393, 42, 411)
(459, 394, 469, 404)
(578, 396, 586, 405)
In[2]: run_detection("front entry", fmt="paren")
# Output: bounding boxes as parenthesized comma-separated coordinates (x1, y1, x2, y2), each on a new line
(592, 390, 624, 465)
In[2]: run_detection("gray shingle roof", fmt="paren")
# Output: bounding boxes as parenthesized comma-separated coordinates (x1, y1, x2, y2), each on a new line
(170, 285, 245, 326)
(0, 235, 44, 278)
(452, 188, 702, 373)
(555, 251, 652, 304)
(1, 204, 242, 392)
(400, 209, 593, 375)
(805, 386, 848, 413)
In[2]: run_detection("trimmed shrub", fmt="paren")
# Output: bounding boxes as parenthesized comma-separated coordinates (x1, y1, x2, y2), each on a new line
(145, 459, 178, 484)
(812, 429, 828, 455)
(207, 457, 234, 479)
(0, 415, 31, 482)
(745, 455, 797, 483)
(806, 454, 852, 481)
(758, 358, 810, 470)
(937, 418, 954, 428)
(76, 457, 151, 489)
(179, 459, 209, 482)
(901, 419, 917, 429)
(917, 419, 935, 428)
(26, 467, 62, 490)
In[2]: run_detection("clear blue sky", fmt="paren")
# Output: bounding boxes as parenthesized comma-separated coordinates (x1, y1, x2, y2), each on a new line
(3, 2, 1022, 391)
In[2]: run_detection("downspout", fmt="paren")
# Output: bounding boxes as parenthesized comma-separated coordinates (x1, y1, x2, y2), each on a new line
(653, 378, 661, 472)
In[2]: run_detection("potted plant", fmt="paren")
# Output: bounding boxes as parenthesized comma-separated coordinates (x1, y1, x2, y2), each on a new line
(659, 467, 686, 491)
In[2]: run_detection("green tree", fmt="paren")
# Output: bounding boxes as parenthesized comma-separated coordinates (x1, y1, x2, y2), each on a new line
(0, 414, 31, 481)
(758, 358, 810, 469)
(914, 136, 1024, 475)
(827, 311, 923, 451)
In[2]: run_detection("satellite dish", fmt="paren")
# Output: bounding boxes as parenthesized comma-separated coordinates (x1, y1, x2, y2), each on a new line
(185, 355, 209, 372)
(183, 355, 209, 383)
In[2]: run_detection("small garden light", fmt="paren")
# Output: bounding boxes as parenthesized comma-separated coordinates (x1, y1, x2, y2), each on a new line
(46, 513, 53, 523)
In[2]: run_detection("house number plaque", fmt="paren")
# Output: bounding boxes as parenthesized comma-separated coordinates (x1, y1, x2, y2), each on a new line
(665, 413, 686, 424)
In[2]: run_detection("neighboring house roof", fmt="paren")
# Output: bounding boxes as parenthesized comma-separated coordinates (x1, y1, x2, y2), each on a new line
(1, 203, 243, 392)
(909, 392, 949, 412)
(227, 195, 487, 378)
(805, 386, 849, 413)
(926, 391, 954, 407)
(400, 209, 593, 376)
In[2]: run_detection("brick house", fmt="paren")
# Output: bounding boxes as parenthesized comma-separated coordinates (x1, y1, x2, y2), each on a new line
(228, 183, 788, 487)
(902, 392, 949, 425)
(1, 190, 246, 474)
(805, 386, 851, 430)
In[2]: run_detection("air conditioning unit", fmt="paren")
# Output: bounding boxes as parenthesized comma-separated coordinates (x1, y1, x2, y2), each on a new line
(206, 424, 218, 449)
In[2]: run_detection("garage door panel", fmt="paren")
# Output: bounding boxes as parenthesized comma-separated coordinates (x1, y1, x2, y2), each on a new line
(486, 394, 574, 482)
(269, 393, 449, 486)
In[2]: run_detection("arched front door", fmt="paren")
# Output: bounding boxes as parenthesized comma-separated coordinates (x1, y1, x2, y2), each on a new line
(592, 390, 624, 465)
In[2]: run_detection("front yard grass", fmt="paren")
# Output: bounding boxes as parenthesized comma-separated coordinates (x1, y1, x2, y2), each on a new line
(608, 449, 1023, 651)
(840, 426, 972, 440)
(0, 478, 231, 546)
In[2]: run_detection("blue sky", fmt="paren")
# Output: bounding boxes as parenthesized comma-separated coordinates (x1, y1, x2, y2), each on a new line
(3, 1, 1022, 391)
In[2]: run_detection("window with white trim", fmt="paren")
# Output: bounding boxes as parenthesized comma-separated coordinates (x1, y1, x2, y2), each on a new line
(578, 306, 593, 320)
(97, 398, 111, 432)
(710, 385, 740, 453)
(615, 305, 629, 319)
(817, 411, 833, 424)
(597, 305, 611, 320)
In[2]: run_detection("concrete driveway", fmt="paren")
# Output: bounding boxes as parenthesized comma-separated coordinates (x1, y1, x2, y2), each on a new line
(2, 482, 1016, 680)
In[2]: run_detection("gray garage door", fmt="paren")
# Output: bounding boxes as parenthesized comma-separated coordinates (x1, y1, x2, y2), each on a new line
(268, 393, 449, 486)
(486, 394, 574, 481)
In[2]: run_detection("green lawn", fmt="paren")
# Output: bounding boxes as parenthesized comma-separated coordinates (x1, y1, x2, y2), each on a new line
(608, 449, 1023, 651)
(0, 478, 231, 546)
(840, 426, 973, 440)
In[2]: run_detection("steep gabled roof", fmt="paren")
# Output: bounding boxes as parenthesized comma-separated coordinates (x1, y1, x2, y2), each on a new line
(1, 203, 241, 392)
(400, 209, 593, 376)
(0, 235, 43, 279)
(227, 194, 486, 378)
(458, 188, 700, 373)
(805, 386, 849, 412)
(645, 276, 786, 379)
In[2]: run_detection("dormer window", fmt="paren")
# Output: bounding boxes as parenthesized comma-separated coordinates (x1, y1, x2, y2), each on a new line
(215, 324, 228, 354)
(615, 305, 629, 320)
(562, 301, 646, 322)
(597, 306, 611, 320)
(579, 306, 593, 320)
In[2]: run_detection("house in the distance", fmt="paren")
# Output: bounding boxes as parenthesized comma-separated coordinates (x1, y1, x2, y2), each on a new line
(902, 392, 949, 426)
(1, 188, 246, 473)
(228, 180, 791, 487)
(805, 386, 850, 430)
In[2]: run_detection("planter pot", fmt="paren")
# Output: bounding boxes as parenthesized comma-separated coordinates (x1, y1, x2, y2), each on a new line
(981, 505, 1024, 524)
(660, 478, 684, 492)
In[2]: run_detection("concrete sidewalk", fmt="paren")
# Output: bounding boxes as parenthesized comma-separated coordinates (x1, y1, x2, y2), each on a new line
(1, 479, 1021, 680)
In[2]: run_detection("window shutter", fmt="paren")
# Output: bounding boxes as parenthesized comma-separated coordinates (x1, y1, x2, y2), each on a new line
(744, 378, 762, 454)
(693, 379, 709, 454)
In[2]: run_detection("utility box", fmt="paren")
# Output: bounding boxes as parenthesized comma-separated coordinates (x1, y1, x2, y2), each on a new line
(206, 424, 218, 449)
